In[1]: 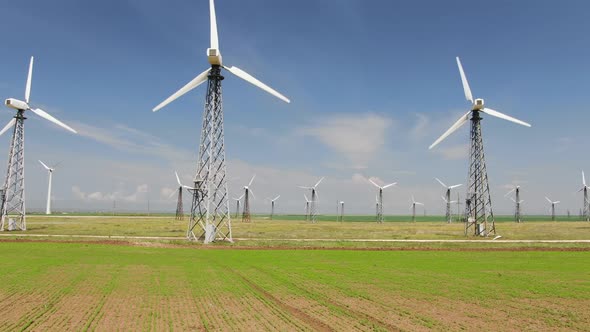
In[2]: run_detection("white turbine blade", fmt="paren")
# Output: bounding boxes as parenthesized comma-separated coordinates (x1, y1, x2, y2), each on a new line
(249, 189, 256, 199)
(510, 197, 516, 203)
(39, 160, 50, 170)
(429, 111, 471, 149)
(298, 186, 312, 189)
(382, 182, 397, 189)
(481, 108, 531, 127)
(554, 201, 560, 204)
(519, 200, 525, 203)
(435, 178, 447, 188)
(30, 108, 77, 134)
(578, 186, 585, 193)
(583, 171, 586, 187)
(175, 171, 182, 186)
(456, 56, 473, 103)
(504, 188, 515, 197)
(449, 200, 457, 204)
(314, 177, 325, 188)
(152, 68, 211, 112)
(0, 118, 16, 136)
(545, 197, 552, 203)
(239, 194, 245, 200)
(368, 178, 381, 189)
(273, 195, 281, 201)
(168, 189, 178, 199)
(411, 195, 415, 203)
(449, 184, 462, 189)
(416, 202, 424, 206)
(182, 185, 196, 190)
(304, 194, 309, 202)
(441, 196, 448, 203)
(223, 66, 290, 103)
(209, 0, 219, 49)
(25, 56, 34, 103)
(248, 174, 256, 187)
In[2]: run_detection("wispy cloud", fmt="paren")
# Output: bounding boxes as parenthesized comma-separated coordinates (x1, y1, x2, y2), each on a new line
(71, 121, 191, 161)
(433, 143, 469, 160)
(72, 184, 149, 202)
(295, 113, 393, 167)
(410, 113, 430, 140)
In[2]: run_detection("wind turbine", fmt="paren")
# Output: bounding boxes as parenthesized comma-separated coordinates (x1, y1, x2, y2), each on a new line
(38, 160, 58, 215)
(368, 178, 396, 223)
(577, 171, 589, 221)
(304, 194, 311, 221)
(545, 197, 560, 221)
(171, 171, 196, 220)
(1, 56, 77, 231)
(152, 0, 290, 243)
(429, 57, 531, 237)
(298, 177, 324, 223)
(339, 201, 344, 222)
(410, 196, 424, 222)
(504, 186, 523, 223)
(232, 194, 244, 218)
(241, 175, 256, 223)
(269, 195, 280, 220)
(435, 178, 462, 223)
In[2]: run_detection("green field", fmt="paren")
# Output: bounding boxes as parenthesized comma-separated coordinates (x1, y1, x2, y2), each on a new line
(0, 241, 588, 331)
(1, 216, 589, 330)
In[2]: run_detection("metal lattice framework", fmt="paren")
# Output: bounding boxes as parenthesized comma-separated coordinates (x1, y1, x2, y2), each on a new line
(444, 189, 452, 223)
(242, 189, 251, 223)
(310, 189, 318, 223)
(464, 111, 495, 237)
(376, 190, 384, 223)
(175, 186, 184, 220)
(1, 112, 26, 231)
(514, 187, 522, 223)
(187, 66, 232, 243)
(583, 187, 589, 222)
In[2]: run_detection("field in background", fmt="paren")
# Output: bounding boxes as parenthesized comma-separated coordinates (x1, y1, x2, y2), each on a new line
(0, 241, 588, 331)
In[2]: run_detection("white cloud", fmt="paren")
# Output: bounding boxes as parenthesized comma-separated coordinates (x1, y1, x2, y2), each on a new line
(410, 113, 430, 140)
(295, 113, 393, 167)
(434, 144, 469, 160)
(71, 184, 150, 203)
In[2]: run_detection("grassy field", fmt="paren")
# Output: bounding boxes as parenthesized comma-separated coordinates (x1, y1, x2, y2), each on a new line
(0, 241, 588, 331)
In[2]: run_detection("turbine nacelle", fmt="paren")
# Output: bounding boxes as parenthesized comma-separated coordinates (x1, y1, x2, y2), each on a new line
(5, 98, 29, 111)
(472, 98, 484, 110)
(207, 48, 222, 66)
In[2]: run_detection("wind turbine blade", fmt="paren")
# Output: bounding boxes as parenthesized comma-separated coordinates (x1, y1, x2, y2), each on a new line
(510, 197, 516, 203)
(209, 0, 219, 49)
(429, 111, 471, 149)
(223, 66, 290, 103)
(304, 194, 309, 202)
(519, 200, 525, 203)
(583, 171, 586, 187)
(153, 68, 211, 112)
(273, 195, 281, 201)
(298, 186, 312, 189)
(411, 195, 415, 203)
(449, 184, 462, 189)
(249, 189, 256, 199)
(182, 185, 196, 190)
(545, 197, 552, 203)
(25, 56, 34, 103)
(168, 188, 179, 199)
(239, 194, 245, 200)
(456, 56, 473, 103)
(175, 171, 182, 186)
(314, 177, 324, 188)
(554, 201, 560, 204)
(441, 196, 448, 203)
(504, 188, 515, 197)
(435, 178, 447, 188)
(0, 118, 16, 136)
(368, 178, 381, 189)
(248, 174, 256, 187)
(416, 202, 424, 206)
(39, 160, 50, 170)
(382, 182, 397, 189)
(481, 108, 531, 127)
(578, 187, 585, 193)
(30, 108, 77, 134)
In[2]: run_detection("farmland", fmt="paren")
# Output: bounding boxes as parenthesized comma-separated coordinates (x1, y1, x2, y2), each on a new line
(0, 215, 589, 330)
(0, 241, 588, 331)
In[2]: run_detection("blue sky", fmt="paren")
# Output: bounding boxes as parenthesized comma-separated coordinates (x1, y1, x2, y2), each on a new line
(0, 0, 589, 215)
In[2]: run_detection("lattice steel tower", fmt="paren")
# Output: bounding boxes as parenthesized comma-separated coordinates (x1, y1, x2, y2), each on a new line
(1, 56, 77, 231)
(577, 171, 589, 221)
(299, 177, 323, 223)
(429, 57, 530, 237)
(505, 186, 522, 223)
(152, 0, 290, 243)
(369, 179, 396, 223)
(175, 188, 184, 220)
